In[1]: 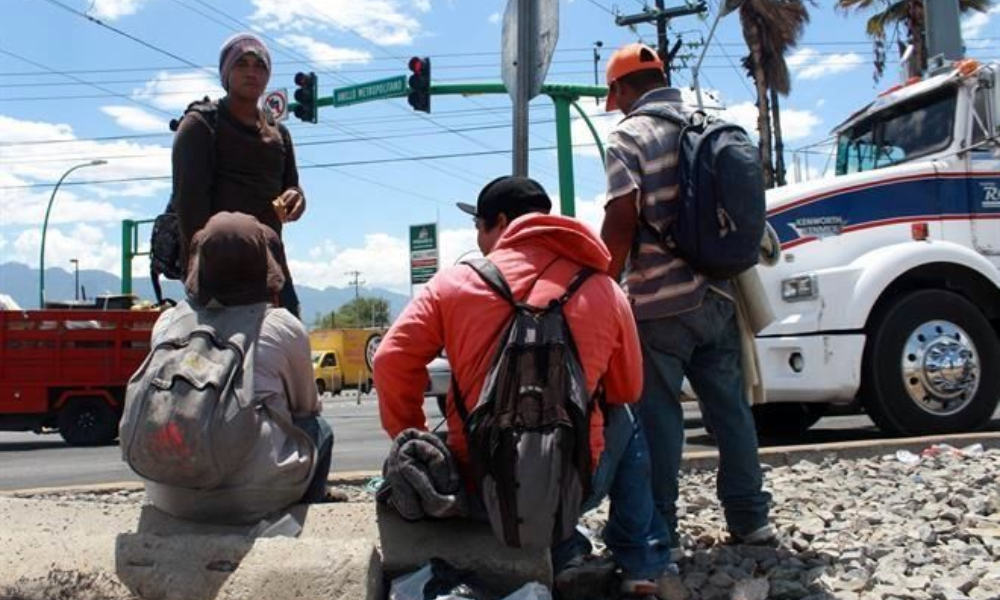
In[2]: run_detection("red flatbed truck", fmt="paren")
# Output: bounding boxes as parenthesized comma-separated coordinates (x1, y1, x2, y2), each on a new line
(0, 309, 159, 446)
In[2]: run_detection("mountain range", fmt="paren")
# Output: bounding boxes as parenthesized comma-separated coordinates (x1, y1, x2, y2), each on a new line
(0, 262, 411, 326)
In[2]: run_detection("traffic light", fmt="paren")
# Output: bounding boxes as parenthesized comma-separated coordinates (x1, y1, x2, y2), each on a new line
(407, 57, 431, 113)
(293, 71, 318, 123)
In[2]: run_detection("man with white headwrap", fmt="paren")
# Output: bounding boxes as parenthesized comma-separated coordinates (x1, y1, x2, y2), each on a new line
(170, 32, 306, 317)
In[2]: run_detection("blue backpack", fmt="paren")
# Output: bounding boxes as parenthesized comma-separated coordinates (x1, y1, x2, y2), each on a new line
(629, 105, 766, 280)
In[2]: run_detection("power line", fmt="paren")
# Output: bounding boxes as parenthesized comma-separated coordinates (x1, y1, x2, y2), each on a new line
(583, 0, 617, 16)
(0, 105, 556, 147)
(1, 118, 562, 164)
(0, 47, 176, 118)
(0, 143, 599, 190)
(34, 0, 206, 70)
(0, 47, 605, 78)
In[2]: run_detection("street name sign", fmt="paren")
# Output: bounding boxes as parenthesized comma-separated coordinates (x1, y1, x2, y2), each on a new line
(334, 76, 408, 107)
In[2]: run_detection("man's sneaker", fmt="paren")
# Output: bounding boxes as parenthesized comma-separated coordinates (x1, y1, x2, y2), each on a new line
(732, 523, 777, 545)
(620, 578, 659, 599)
(553, 555, 615, 600)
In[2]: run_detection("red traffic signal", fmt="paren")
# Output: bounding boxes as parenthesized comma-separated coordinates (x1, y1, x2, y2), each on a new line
(293, 71, 318, 123)
(407, 57, 431, 113)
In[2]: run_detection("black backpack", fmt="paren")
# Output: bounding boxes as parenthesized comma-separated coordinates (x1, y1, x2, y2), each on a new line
(149, 99, 289, 305)
(149, 99, 219, 305)
(454, 258, 595, 549)
(629, 105, 766, 280)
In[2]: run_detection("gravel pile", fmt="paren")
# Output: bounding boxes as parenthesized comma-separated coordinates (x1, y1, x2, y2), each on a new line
(10, 444, 998, 600)
(579, 443, 999, 600)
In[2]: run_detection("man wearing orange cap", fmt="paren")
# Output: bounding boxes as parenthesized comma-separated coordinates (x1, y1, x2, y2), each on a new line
(599, 43, 774, 558)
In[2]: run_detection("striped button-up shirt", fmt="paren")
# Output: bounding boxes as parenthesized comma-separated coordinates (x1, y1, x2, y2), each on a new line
(605, 87, 724, 321)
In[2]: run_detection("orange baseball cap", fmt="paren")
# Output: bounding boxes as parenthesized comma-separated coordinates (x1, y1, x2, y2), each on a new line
(605, 43, 664, 111)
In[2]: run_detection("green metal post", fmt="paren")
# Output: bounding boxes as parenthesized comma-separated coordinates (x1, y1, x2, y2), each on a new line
(554, 96, 575, 217)
(121, 220, 133, 295)
(571, 100, 606, 163)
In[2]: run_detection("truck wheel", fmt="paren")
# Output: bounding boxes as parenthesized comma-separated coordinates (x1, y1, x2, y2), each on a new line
(316, 379, 327, 396)
(752, 402, 825, 440)
(58, 398, 118, 446)
(863, 290, 1000, 436)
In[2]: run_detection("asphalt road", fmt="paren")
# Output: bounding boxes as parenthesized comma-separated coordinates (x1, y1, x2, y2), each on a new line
(1, 394, 997, 491)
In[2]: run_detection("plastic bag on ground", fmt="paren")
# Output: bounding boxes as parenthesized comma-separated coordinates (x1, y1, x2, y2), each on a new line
(500, 582, 552, 600)
(389, 558, 489, 600)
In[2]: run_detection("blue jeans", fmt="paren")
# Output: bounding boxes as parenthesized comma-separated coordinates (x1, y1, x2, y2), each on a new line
(293, 415, 334, 503)
(552, 404, 670, 580)
(638, 291, 770, 544)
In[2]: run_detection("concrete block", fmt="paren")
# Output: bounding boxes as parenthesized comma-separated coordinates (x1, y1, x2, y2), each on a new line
(0, 497, 383, 600)
(376, 502, 552, 596)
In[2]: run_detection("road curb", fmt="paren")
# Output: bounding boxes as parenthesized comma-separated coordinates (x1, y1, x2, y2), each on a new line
(3, 433, 996, 497)
(684, 430, 1000, 471)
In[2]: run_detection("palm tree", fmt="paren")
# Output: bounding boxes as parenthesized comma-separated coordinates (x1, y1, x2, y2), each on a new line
(739, 0, 810, 188)
(836, 0, 993, 79)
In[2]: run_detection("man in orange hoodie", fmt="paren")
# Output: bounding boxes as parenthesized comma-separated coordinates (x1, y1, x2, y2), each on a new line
(375, 176, 671, 599)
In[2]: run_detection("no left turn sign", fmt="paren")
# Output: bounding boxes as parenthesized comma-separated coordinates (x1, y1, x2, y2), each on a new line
(264, 88, 288, 121)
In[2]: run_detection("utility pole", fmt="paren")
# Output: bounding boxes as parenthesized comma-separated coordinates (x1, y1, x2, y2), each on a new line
(615, 1, 706, 86)
(345, 270, 365, 301)
(592, 40, 603, 104)
(69, 258, 80, 301)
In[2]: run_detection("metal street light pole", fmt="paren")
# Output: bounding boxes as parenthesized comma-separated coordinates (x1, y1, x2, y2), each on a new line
(39, 159, 106, 308)
(69, 258, 80, 301)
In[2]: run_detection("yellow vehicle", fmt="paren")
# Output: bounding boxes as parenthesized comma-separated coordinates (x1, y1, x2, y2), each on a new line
(309, 328, 386, 395)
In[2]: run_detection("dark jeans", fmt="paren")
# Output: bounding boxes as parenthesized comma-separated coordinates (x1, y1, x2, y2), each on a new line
(293, 415, 334, 503)
(551, 404, 670, 580)
(638, 291, 771, 545)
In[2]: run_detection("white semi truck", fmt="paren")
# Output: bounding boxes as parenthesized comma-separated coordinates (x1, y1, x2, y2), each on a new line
(754, 58, 1000, 437)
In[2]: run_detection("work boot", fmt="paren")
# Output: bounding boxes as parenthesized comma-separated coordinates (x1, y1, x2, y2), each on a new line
(553, 554, 616, 600)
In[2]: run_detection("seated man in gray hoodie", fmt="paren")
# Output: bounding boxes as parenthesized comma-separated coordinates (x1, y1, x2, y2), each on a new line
(121, 212, 332, 524)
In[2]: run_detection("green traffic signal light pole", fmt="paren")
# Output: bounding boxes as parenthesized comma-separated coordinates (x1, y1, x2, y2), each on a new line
(119, 83, 609, 296)
(291, 81, 609, 217)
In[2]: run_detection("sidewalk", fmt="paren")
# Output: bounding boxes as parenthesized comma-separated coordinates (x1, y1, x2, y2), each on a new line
(2, 432, 997, 600)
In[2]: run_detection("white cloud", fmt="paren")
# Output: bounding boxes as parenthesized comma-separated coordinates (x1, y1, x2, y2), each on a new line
(0, 115, 171, 227)
(569, 101, 619, 158)
(788, 48, 865, 80)
(573, 193, 605, 235)
(721, 101, 821, 142)
(413, 0, 431, 12)
(488, 12, 501, 24)
(774, 108, 823, 142)
(11, 224, 122, 274)
(963, 6, 1000, 48)
(277, 35, 373, 67)
(568, 87, 821, 157)
(132, 71, 225, 111)
(87, 0, 155, 20)
(286, 226, 480, 293)
(250, 0, 425, 46)
(100, 106, 166, 132)
(0, 115, 74, 144)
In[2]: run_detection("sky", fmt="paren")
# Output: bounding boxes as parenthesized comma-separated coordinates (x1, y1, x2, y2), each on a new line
(1, 0, 997, 305)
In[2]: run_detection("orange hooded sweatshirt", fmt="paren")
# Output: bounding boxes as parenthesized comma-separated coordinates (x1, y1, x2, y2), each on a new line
(374, 213, 643, 474)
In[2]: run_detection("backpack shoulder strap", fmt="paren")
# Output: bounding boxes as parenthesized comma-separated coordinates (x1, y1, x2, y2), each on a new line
(556, 268, 596, 306)
(627, 103, 688, 127)
(462, 258, 515, 306)
(169, 97, 219, 135)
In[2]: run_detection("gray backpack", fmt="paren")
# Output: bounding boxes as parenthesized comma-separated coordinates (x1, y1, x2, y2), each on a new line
(120, 301, 268, 488)
(454, 258, 596, 549)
